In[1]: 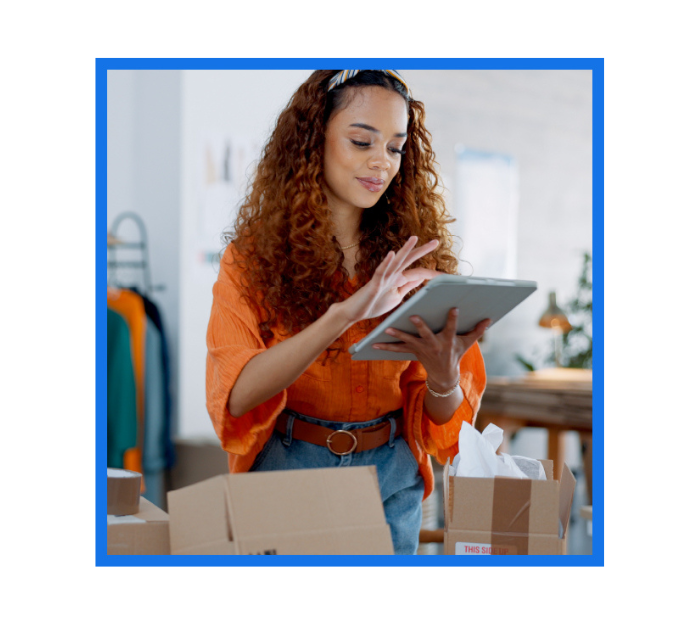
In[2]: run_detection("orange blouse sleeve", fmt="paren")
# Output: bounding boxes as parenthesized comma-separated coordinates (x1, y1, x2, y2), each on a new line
(205, 247, 287, 457)
(399, 341, 487, 465)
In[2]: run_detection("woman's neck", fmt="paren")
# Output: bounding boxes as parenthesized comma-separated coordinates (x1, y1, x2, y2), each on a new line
(329, 202, 362, 248)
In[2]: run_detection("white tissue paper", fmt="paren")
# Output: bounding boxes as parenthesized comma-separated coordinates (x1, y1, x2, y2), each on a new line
(449, 422, 547, 480)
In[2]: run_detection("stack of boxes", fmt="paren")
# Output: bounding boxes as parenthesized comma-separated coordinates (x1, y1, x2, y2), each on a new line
(105, 459, 576, 556)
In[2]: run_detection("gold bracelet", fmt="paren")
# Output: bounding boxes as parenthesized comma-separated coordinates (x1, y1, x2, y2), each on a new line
(425, 377, 461, 398)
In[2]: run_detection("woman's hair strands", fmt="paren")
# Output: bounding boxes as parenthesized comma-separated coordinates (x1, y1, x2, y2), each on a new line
(224, 70, 458, 361)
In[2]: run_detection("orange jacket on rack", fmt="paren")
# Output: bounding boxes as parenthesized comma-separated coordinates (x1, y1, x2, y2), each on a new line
(205, 244, 487, 499)
(107, 287, 146, 478)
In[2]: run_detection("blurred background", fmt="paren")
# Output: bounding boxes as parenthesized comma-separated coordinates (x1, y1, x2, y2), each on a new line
(106, 69, 593, 554)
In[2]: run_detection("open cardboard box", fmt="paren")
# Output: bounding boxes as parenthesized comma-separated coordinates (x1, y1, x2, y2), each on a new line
(443, 459, 576, 555)
(167, 465, 394, 555)
(107, 496, 170, 555)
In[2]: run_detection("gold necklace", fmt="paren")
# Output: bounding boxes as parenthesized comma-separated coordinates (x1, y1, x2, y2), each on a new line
(339, 241, 360, 250)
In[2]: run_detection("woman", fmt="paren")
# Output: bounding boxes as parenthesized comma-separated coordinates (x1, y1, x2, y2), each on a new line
(206, 69, 489, 555)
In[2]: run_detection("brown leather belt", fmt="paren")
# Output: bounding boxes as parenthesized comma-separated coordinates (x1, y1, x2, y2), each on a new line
(275, 410, 403, 456)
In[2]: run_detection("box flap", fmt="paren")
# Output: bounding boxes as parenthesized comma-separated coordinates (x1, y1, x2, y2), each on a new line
(447, 473, 561, 535)
(538, 459, 554, 481)
(225, 466, 387, 540)
(450, 476, 494, 531)
(489, 477, 534, 554)
(167, 474, 233, 554)
(528, 478, 560, 534)
(558, 464, 576, 537)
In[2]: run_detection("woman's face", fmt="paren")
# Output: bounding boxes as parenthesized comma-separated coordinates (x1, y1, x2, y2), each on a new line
(323, 86, 408, 214)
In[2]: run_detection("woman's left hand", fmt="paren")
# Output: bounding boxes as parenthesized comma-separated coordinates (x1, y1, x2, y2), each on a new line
(373, 309, 491, 390)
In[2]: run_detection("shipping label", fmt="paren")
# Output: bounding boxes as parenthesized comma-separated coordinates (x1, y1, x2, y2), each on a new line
(454, 542, 516, 555)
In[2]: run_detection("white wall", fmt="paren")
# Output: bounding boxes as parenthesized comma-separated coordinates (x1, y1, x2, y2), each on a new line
(401, 70, 592, 377)
(108, 69, 592, 442)
(107, 70, 182, 432)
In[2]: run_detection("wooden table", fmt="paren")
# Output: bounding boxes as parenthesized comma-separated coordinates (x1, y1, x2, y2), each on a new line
(475, 370, 593, 503)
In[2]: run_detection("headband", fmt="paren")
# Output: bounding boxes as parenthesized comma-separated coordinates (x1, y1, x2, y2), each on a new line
(327, 69, 411, 97)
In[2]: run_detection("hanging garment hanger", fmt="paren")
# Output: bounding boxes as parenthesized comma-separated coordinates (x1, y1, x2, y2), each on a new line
(107, 212, 165, 294)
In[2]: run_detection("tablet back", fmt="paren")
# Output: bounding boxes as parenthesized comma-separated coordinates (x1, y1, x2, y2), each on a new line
(349, 275, 537, 361)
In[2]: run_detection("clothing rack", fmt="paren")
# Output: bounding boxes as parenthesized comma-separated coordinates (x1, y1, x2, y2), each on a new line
(107, 211, 174, 507)
(107, 212, 164, 294)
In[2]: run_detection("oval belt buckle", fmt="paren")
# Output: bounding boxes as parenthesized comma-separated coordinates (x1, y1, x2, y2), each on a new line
(326, 429, 358, 456)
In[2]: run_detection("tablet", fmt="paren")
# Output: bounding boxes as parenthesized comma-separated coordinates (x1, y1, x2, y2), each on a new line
(349, 275, 537, 361)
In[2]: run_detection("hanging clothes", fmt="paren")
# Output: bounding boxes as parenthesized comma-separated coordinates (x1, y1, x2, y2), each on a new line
(143, 316, 166, 473)
(107, 309, 138, 468)
(130, 288, 176, 470)
(142, 315, 167, 507)
(108, 213, 174, 503)
(107, 287, 146, 476)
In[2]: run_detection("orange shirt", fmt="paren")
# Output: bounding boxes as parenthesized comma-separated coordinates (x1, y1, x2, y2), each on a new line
(205, 243, 487, 499)
(107, 287, 146, 479)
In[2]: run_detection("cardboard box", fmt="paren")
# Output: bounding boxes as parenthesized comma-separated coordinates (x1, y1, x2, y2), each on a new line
(107, 496, 170, 555)
(443, 460, 576, 555)
(167, 466, 394, 555)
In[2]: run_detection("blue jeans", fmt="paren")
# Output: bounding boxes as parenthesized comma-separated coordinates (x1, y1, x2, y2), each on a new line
(249, 409, 425, 555)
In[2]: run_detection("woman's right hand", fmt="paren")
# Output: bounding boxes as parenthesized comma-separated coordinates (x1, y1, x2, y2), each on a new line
(337, 236, 442, 324)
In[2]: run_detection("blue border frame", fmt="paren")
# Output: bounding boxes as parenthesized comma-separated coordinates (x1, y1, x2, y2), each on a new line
(97, 57, 603, 567)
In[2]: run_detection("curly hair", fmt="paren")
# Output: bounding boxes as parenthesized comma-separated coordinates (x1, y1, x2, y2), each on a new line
(223, 69, 459, 360)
